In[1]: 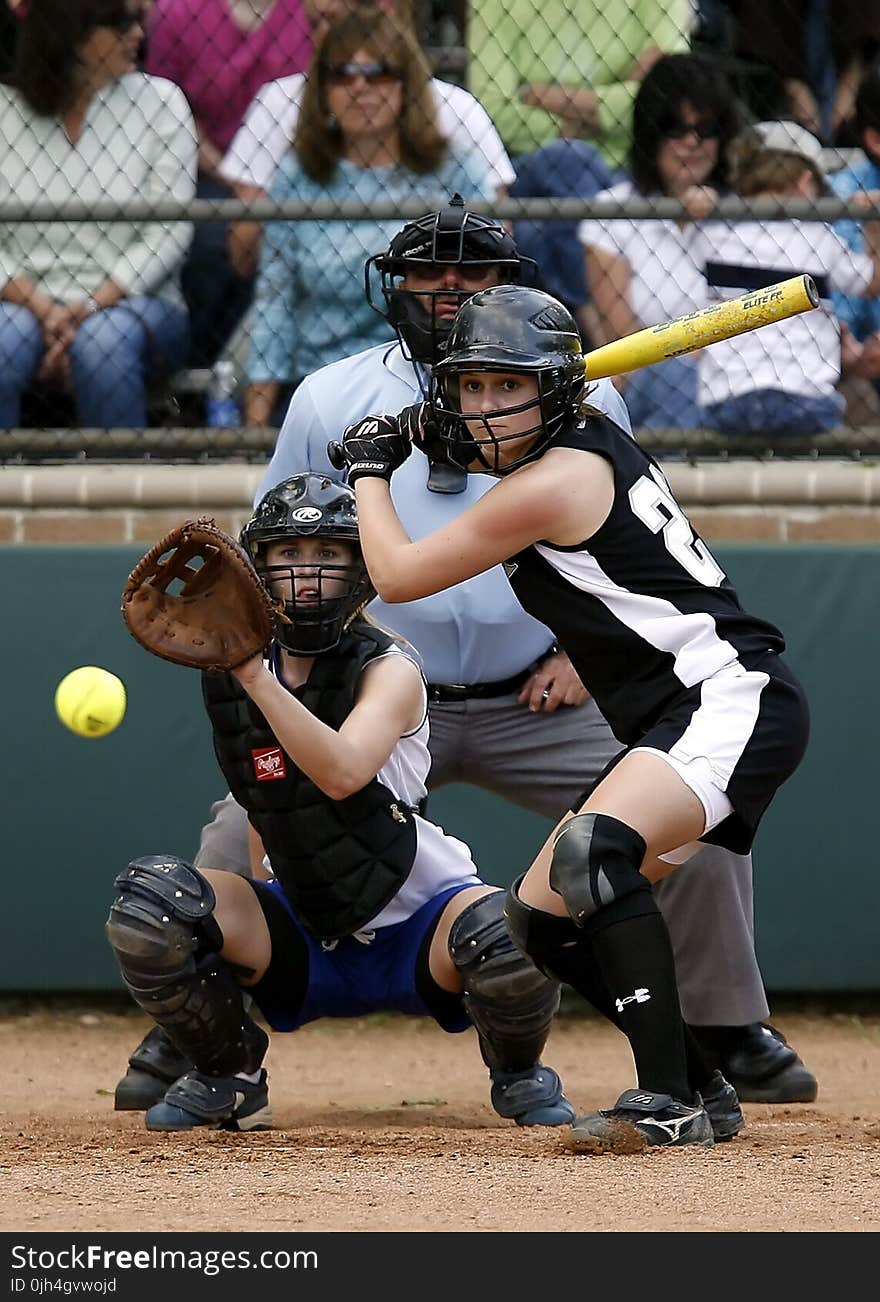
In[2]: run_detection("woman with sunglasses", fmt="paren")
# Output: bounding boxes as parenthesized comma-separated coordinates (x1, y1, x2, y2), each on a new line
(0, 0, 196, 429)
(578, 53, 744, 429)
(244, 8, 489, 428)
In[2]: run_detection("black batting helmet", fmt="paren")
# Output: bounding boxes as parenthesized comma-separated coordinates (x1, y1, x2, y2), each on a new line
(365, 194, 528, 364)
(241, 474, 374, 656)
(430, 285, 586, 475)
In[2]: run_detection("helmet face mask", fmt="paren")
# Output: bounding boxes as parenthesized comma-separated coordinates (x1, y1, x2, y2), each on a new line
(431, 286, 586, 476)
(366, 194, 527, 365)
(241, 475, 374, 656)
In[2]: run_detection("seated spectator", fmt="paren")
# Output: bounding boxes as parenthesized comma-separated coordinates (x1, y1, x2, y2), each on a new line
(831, 57, 880, 396)
(697, 120, 880, 436)
(728, 0, 880, 146)
(244, 8, 489, 426)
(144, 0, 312, 367)
(577, 53, 743, 428)
(467, 0, 691, 172)
(508, 140, 617, 344)
(0, 0, 196, 430)
(220, 0, 514, 286)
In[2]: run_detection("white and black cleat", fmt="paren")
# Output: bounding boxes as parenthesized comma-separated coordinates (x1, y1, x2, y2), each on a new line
(566, 1088, 715, 1154)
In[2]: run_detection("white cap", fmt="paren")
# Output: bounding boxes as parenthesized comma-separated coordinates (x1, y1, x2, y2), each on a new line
(750, 120, 838, 176)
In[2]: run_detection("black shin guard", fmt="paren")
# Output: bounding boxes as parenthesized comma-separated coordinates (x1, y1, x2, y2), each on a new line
(106, 855, 268, 1076)
(448, 891, 560, 1072)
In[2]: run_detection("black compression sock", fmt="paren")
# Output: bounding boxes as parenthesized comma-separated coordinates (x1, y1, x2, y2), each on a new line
(585, 905, 692, 1102)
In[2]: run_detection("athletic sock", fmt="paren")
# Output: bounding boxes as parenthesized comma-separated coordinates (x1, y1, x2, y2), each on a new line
(584, 904, 692, 1102)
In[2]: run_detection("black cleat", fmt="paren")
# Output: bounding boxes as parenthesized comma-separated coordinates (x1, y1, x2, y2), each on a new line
(114, 1027, 193, 1112)
(721, 1024, 818, 1104)
(490, 1065, 575, 1126)
(567, 1088, 714, 1154)
(145, 1069, 272, 1132)
(700, 1070, 744, 1141)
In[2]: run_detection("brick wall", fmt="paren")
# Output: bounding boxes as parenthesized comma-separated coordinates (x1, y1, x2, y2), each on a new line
(3, 461, 880, 544)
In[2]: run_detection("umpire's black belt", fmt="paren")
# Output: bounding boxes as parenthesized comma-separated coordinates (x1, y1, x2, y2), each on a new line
(427, 668, 532, 703)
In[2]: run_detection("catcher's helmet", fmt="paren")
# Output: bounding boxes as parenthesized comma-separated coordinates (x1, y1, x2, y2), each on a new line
(365, 193, 527, 364)
(241, 474, 374, 656)
(430, 285, 586, 475)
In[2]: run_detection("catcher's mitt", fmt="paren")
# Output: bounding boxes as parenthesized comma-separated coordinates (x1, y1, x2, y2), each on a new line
(121, 517, 275, 671)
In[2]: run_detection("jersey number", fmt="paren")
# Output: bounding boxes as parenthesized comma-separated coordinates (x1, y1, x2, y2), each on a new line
(628, 468, 725, 587)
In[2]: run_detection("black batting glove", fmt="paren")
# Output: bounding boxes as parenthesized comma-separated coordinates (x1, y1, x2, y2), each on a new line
(327, 413, 413, 485)
(398, 401, 456, 465)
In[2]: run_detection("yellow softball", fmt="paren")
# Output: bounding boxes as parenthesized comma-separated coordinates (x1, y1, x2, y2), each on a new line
(55, 665, 127, 738)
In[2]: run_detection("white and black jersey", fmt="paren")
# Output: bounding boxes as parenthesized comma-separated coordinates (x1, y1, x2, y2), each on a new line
(506, 415, 809, 852)
(506, 414, 786, 748)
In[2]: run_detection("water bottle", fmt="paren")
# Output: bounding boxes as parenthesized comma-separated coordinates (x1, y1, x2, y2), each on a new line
(205, 360, 241, 427)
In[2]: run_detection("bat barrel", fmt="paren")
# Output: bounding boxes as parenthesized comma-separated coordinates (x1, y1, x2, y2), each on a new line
(583, 274, 821, 381)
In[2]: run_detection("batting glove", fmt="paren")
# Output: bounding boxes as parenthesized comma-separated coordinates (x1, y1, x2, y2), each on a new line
(396, 401, 451, 464)
(327, 413, 412, 485)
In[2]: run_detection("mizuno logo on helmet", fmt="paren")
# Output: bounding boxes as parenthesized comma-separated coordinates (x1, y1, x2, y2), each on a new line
(358, 421, 381, 435)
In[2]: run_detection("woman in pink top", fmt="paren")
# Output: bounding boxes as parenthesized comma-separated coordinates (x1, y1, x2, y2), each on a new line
(145, 0, 312, 366)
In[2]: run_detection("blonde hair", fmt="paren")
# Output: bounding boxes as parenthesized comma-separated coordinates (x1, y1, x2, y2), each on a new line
(728, 130, 823, 197)
(296, 9, 447, 183)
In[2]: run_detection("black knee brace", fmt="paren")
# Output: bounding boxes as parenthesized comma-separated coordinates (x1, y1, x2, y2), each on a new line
(105, 855, 267, 1076)
(448, 891, 561, 1073)
(503, 875, 582, 977)
(549, 813, 650, 928)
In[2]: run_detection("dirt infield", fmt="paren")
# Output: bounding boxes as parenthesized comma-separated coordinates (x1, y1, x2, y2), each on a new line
(3, 1000, 879, 1234)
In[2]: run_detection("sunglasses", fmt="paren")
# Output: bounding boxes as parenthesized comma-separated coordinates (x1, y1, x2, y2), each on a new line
(98, 8, 144, 34)
(325, 61, 402, 86)
(662, 120, 722, 142)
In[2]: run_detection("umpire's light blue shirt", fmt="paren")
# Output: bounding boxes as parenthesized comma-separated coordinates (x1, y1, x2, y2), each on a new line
(255, 342, 632, 684)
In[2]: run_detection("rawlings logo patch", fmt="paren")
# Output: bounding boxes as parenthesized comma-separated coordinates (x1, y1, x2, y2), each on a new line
(252, 746, 287, 781)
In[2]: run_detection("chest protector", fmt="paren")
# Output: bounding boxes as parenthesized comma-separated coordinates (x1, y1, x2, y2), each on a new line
(202, 624, 417, 940)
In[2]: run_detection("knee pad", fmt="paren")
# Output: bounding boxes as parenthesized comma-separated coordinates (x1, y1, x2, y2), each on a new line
(106, 855, 266, 1076)
(549, 813, 650, 928)
(448, 890, 561, 1073)
(106, 854, 223, 998)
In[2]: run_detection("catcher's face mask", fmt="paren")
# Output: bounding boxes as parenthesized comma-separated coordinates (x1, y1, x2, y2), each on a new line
(253, 536, 371, 656)
(242, 474, 375, 655)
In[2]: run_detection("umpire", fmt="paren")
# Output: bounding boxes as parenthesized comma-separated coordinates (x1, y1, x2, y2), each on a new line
(116, 197, 816, 1110)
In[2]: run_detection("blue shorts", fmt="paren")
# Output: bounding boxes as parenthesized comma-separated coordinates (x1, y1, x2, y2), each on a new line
(249, 879, 473, 1035)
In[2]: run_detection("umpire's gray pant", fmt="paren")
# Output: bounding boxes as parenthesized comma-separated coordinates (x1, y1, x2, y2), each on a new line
(194, 694, 769, 1027)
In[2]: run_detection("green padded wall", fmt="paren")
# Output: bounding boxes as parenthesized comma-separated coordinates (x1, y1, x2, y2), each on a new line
(3, 543, 878, 991)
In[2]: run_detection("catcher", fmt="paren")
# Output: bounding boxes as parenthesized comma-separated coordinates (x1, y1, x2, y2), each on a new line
(108, 473, 576, 1132)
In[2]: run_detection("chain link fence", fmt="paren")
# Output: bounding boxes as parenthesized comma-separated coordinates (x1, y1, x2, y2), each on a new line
(3, 0, 880, 460)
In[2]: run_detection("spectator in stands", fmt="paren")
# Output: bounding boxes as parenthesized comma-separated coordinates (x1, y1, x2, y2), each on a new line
(728, 0, 880, 146)
(0, 0, 196, 430)
(697, 120, 880, 436)
(577, 53, 743, 428)
(244, 8, 489, 427)
(467, 0, 691, 172)
(507, 139, 617, 346)
(144, 0, 312, 368)
(220, 0, 514, 288)
(831, 57, 880, 395)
